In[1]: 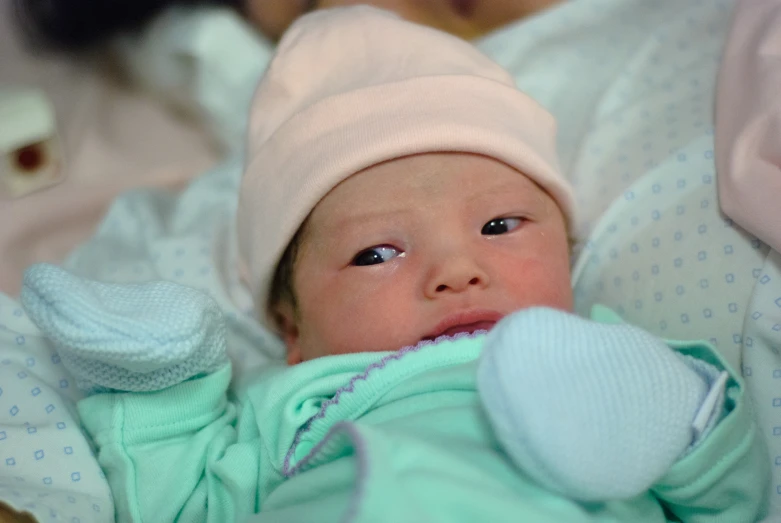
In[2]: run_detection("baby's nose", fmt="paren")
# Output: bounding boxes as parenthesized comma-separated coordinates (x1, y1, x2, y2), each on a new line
(424, 255, 489, 297)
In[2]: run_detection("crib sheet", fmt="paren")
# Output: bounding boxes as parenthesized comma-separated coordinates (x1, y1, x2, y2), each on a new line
(4, 0, 779, 521)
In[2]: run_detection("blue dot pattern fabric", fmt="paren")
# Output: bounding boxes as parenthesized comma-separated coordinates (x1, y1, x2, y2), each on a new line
(0, 293, 114, 521)
(478, 0, 736, 240)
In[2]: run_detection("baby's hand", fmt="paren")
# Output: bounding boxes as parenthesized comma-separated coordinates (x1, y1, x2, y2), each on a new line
(477, 307, 723, 501)
(21, 264, 228, 394)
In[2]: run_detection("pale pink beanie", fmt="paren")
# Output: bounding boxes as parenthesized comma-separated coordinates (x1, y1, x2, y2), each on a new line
(237, 6, 575, 327)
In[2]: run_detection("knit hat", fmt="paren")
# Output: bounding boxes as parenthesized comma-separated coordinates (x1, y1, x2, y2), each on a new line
(237, 5, 576, 329)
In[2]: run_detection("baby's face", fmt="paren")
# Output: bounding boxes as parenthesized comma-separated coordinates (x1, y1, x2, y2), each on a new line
(278, 152, 572, 364)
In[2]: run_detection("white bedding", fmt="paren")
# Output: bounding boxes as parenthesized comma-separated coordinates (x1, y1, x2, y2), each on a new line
(4, 0, 780, 521)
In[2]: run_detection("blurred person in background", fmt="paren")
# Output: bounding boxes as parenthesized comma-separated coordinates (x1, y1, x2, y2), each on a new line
(13, 0, 562, 50)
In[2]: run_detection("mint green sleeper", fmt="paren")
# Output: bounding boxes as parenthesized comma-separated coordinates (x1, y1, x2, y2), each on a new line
(78, 324, 768, 522)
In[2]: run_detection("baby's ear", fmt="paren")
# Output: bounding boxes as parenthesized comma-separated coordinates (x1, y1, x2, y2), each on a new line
(271, 302, 302, 365)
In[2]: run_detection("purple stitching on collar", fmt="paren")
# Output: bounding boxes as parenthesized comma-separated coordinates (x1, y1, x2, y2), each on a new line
(282, 330, 485, 477)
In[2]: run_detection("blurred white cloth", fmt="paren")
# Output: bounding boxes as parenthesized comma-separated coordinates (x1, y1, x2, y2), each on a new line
(117, 6, 272, 155)
(0, 0, 219, 296)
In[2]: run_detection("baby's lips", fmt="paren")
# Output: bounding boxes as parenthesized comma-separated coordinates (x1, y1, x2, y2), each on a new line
(423, 309, 504, 341)
(439, 320, 496, 338)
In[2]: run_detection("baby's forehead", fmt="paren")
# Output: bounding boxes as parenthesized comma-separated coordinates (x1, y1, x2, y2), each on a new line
(307, 154, 555, 228)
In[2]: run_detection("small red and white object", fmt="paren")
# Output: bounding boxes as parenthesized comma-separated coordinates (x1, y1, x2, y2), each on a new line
(0, 88, 64, 199)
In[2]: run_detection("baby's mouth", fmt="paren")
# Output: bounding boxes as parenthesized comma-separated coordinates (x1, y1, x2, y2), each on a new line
(422, 320, 497, 342)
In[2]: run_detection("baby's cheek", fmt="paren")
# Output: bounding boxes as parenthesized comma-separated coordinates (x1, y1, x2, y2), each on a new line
(502, 256, 573, 311)
(314, 282, 414, 354)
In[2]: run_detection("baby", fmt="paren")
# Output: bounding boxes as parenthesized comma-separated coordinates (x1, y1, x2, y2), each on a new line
(20, 6, 768, 523)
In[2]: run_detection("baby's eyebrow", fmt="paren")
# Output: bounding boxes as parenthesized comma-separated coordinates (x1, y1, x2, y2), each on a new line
(325, 208, 407, 233)
(468, 181, 549, 207)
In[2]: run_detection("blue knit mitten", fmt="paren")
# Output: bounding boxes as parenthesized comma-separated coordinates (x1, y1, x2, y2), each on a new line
(477, 307, 727, 501)
(21, 263, 228, 394)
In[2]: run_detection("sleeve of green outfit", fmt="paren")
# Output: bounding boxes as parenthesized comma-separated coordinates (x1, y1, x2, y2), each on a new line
(476, 305, 770, 522)
(77, 364, 262, 523)
(18, 266, 265, 523)
(651, 342, 770, 523)
(587, 305, 771, 521)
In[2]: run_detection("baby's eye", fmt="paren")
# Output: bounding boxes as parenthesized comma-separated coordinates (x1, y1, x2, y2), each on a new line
(481, 217, 524, 236)
(352, 245, 403, 266)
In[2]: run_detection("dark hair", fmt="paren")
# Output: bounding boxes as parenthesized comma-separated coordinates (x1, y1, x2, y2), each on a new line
(268, 218, 310, 323)
(13, 0, 243, 52)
